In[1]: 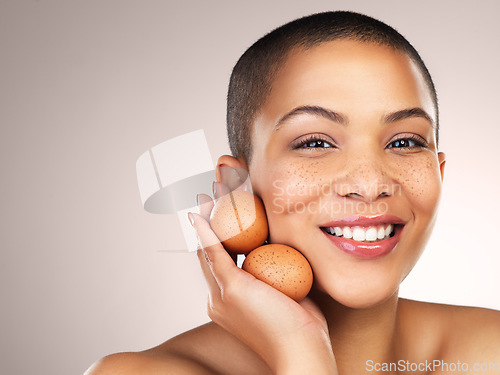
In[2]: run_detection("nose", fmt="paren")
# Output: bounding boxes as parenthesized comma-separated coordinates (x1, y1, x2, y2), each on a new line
(333, 154, 395, 203)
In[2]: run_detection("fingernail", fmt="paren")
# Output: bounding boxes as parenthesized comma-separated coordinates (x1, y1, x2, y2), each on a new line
(213, 181, 228, 199)
(212, 181, 219, 198)
(197, 194, 212, 208)
(187, 212, 195, 226)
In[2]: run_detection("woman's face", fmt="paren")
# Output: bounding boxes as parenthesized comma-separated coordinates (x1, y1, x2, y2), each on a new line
(247, 40, 446, 308)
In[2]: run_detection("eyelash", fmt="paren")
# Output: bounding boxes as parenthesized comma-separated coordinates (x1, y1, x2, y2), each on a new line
(293, 134, 335, 150)
(387, 134, 428, 149)
(293, 134, 428, 150)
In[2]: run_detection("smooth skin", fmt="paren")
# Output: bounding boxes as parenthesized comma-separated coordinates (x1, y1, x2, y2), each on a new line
(86, 41, 500, 375)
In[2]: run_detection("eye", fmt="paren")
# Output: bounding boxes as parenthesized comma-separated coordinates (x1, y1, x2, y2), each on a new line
(293, 134, 336, 150)
(387, 134, 428, 150)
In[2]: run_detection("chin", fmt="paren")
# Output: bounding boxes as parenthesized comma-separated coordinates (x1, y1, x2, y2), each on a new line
(313, 273, 400, 310)
(338, 288, 398, 309)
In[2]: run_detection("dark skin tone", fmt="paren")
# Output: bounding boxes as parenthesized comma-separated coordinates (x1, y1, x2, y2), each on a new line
(86, 41, 500, 375)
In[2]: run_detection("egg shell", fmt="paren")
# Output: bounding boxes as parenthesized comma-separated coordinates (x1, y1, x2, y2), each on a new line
(242, 244, 313, 302)
(209, 190, 268, 254)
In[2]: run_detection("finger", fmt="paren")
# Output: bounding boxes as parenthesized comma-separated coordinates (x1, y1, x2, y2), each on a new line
(212, 181, 221, 199)
(197, 192, 237, 265)
(213, 180, 230, 199)
(197, 248, 221, 296)
(190, 212, 240, 287)
(298, 297, 329, 332)
(196, 193, 214, 221)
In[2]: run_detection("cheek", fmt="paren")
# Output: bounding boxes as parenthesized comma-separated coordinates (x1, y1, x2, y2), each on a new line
(394, 157, 442, 215)
(262, 161, 321, 211)
(257, 160, 327, 240)
(391, 157, 443, 280)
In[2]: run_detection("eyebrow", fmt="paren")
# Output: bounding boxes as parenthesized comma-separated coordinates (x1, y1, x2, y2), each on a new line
(383, 107, 435, 127)
(274, 105, 434, 130)
(274, 105, 348, 131)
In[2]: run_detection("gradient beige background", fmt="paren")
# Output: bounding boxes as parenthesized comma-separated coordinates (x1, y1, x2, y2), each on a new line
(1, 1, 499, 374)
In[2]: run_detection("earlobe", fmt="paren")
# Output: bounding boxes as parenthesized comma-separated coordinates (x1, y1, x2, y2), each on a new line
(438, 152, 446, 182)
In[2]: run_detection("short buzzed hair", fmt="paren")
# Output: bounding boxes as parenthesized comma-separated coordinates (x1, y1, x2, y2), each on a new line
(226, 11, 439, 165)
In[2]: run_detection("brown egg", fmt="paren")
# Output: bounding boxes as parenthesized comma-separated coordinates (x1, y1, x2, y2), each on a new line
(209, 190, 268, 254)
(242, 244, 313, 302)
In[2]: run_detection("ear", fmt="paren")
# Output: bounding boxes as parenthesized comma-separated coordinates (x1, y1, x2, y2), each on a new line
(437, 152, 446, 182)
(215, 155, 248, 183)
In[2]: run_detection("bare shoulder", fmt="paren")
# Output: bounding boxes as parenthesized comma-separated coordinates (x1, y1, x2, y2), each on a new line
(85, 322, 272, 375)
(84, 350, 214, 375)
(398, 298, 500, 370)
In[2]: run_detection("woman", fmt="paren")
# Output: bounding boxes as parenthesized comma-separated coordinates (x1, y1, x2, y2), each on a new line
(88, 11, 500, 375)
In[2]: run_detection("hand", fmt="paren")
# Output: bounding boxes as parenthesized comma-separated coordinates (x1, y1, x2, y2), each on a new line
(189, 183, 337, 374)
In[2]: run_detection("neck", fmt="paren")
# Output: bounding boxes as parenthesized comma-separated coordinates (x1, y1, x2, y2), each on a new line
(310, 288, 400, 374)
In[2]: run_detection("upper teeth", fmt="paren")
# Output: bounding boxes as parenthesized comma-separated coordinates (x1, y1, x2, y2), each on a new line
(324, 224, 394, 242)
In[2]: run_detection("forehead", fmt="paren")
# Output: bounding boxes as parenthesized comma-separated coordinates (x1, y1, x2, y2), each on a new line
(259, 40, 435, 125)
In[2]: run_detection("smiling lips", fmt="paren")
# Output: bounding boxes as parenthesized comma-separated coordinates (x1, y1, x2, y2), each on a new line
(323, 224, 395, 241)
(320, 215, 406, 258)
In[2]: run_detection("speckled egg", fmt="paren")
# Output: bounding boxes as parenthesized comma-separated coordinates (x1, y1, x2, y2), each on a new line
(209, 190, 268, 254)
(242, 244, 313, 301)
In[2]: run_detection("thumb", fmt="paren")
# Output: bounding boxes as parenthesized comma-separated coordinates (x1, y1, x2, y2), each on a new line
(298, 297, 329, 333)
